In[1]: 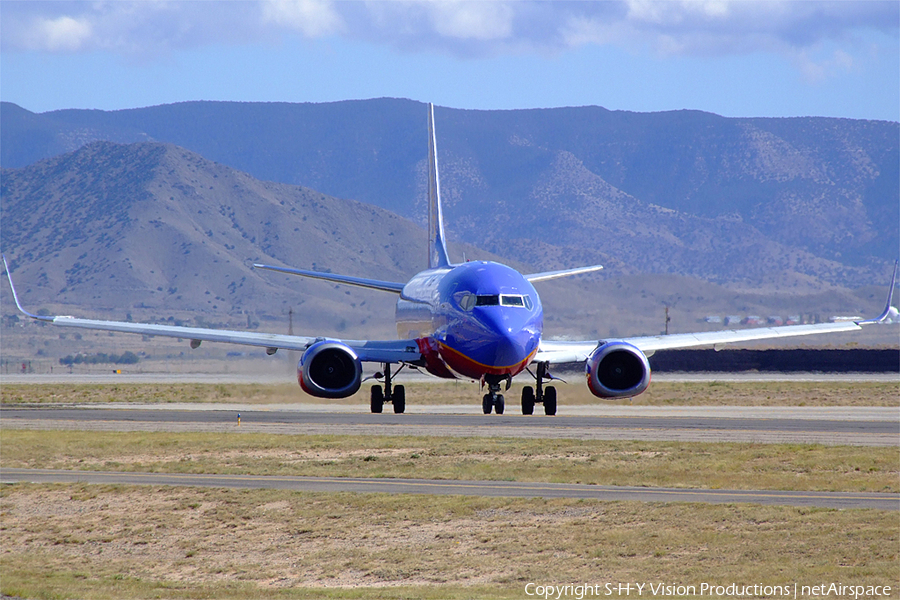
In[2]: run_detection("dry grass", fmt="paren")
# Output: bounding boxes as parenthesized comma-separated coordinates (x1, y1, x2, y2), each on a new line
(2, 484, 897, 599)
(2, 430, 896, 493)
(2, 381, 898, 599)
(2, 380, 899, 406)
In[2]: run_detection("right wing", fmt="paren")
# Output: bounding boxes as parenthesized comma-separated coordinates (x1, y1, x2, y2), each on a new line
(3, 256, 421, 365)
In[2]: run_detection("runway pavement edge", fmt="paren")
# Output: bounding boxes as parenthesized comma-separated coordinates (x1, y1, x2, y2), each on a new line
(2, 468, 896, 511)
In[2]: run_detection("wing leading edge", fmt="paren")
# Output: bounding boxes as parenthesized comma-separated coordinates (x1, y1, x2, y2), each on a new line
(2, 256, 421, 365)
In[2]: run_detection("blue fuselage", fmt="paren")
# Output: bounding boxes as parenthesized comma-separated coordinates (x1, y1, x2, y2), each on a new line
(396, 261, 543, 380)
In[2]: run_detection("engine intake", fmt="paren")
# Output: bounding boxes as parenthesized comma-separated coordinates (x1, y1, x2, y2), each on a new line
(586, 341, 651, 398)
(298, 341, 362, 398)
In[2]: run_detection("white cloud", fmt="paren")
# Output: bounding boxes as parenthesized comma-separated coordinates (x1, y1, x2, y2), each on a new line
(261, 0, 344, 38)
(30, 15, 93, 52)
(1, 0, 895, 67)
(556, 0, 897, 85)
(792, 47, 856, 84)
(427, 2, 514, 41)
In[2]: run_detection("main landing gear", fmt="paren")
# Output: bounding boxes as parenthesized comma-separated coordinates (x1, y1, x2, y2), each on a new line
(370, 363, 405, 414)
(521, 362, 557, 415)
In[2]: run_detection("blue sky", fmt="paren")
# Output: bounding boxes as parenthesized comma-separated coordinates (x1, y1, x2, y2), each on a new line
(1, 1, 898, 121)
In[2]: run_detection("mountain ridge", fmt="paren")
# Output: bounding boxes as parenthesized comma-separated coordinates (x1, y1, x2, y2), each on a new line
(1, 141, 433, 339)
(2, 140, 892, 349)
(2, 98, 897, 290)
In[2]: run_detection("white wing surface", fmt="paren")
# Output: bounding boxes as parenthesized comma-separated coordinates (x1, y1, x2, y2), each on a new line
(525, 264, 604, 283)
(253, 263, 405, 293)
(3, 257, 421, 365)
(536, 321, 863, 364)
(536, 261, 897, 364)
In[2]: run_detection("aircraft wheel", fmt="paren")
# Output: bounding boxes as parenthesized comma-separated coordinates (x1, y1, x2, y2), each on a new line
(543, 386, 557, 416)
(495, 394, 505, 415)
(370, 386, 384, 413)
(482, 394, 493, 414)
(521, 386, 535, 415)
(392, 385, 406, 414)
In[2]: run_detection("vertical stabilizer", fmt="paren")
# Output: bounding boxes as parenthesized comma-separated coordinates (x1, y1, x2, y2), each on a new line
(427, 103, 451, 269)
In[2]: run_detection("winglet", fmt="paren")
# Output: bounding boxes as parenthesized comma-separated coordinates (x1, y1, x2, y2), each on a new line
(427, 103, 451, 269)
(2, 254, 53, 322)
(858, 260, 899, 325)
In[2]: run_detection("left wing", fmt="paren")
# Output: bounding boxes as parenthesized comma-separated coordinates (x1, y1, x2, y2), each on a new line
(536, 261, 898, 364)
(2, 256, 421, 365)
(537, 321, 864, 364)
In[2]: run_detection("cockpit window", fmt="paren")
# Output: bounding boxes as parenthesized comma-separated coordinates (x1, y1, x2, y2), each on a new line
(501, 295, 524, 307)
(475, 294, 500, 306)
(502, 295, 534, 309)
(458, 293, 534, 310)
(457, 293, 476, 311)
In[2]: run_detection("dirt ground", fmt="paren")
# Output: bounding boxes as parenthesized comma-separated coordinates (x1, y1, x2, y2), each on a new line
(2, 484, 897, 599)
(2, 380, 898, 599)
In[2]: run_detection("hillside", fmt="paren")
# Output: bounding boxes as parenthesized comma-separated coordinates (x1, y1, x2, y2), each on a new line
(2, 99, 897, 289)
(1, 141, 427, 339)
(2, 140, 892, 354)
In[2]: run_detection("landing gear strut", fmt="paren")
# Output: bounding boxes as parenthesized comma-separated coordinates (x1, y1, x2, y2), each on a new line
(370, 363, 405, 414)
(521, 362, 557, 415)
(482, 375, 509, 414)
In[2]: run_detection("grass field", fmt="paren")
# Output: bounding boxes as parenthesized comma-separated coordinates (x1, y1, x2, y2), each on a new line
(2, 430, 897, 493)
(2, 380, 899, 406)
(2, 485, 898, 599)
(1, 382, 898, 599)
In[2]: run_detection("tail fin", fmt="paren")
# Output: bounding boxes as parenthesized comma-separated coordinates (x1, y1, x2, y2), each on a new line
(427, 103, 451, 269)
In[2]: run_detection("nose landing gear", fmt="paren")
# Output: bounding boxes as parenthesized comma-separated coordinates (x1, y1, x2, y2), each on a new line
(482, 375, 510, 414)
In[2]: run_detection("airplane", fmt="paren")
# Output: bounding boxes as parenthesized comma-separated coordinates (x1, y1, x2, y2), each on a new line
(3, 103, 898, 415)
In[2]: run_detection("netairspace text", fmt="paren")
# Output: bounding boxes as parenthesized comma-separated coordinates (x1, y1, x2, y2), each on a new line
(524, 582, 893, 599)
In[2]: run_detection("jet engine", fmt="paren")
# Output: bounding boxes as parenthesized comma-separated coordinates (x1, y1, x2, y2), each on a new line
(585, 341, 651, 398)
(298, 341, 362, 398)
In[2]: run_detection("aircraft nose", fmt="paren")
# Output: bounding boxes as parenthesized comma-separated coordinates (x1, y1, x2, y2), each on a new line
(491, 333, 532, 368)
(478, 309, 539, 368)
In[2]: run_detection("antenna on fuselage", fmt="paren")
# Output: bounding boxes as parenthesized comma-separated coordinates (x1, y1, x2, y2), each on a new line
(427, 103, 451, 269)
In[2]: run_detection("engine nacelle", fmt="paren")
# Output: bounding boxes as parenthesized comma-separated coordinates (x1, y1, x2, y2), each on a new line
(298, 341, 362, 398)
(586, 341, 651, 398)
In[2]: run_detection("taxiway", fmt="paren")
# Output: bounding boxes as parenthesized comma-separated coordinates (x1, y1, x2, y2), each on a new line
(2, 468, 895, 511)
(2, 405, 897, 446)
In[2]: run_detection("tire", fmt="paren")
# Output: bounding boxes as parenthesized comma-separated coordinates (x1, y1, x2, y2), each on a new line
(495, 394, 505, 415)
(544, 386, 557, 416)
(521, 386, 535, 415)
(482, 394, 493, 414)
(392, 385, 406, 414)
(370, 386, 384, 413)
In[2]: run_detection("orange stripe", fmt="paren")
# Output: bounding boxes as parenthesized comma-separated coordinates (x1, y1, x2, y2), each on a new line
(438, 341, 538, 375)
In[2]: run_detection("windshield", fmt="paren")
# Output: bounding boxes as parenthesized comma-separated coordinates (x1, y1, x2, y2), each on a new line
(456, 293, 534, 311)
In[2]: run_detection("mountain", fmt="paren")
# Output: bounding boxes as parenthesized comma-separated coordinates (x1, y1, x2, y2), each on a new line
(2, 141, 892, 352)
(2, 99, 896, 289)
(0, 141, 428, 339)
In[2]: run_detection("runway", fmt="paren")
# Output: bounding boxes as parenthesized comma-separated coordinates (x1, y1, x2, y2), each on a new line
(2, 371, 898, 385)
(2, 468, 895, 510)
(2, 405, 897, 446)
